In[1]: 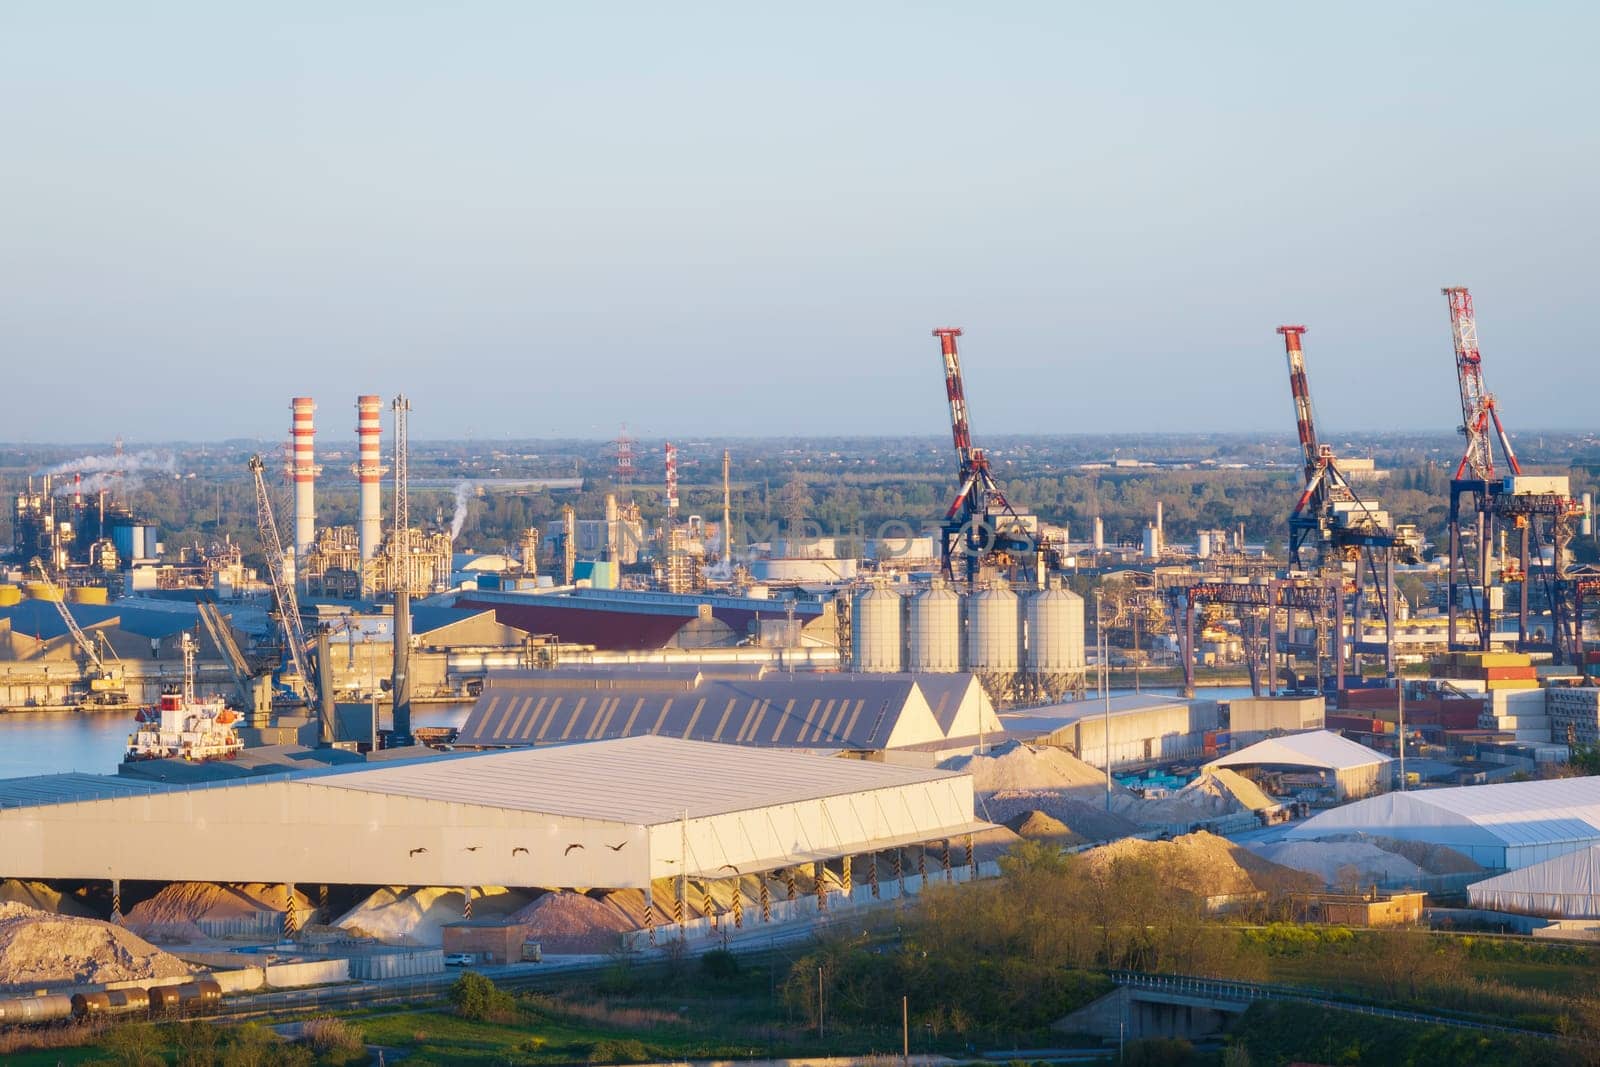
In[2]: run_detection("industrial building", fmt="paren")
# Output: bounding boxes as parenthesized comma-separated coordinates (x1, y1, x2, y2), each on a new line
(458, 586, 838, 653)
(1467, 844, 1600, 917)
(0, 736, 987, 914)
(457, 667, 1004, 755)
(998, 693, 1219, 769)
(1207, 731, 1391, 801)
(1228, 695, 1326, 741)
(1287, 776, 1600, 869)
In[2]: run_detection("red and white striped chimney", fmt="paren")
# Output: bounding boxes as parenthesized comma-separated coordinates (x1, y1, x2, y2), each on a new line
(289, 398, 321, 561)
(353, 395, 386, 563)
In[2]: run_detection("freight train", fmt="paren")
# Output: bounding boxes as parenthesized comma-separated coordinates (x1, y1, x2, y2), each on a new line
(0, 979, 221, 1026)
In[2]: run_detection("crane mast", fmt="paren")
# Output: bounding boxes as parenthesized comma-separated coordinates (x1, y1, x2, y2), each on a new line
(249, 455, 313, 700)
(1443, 286, 1521, 482)
(1279, 325, 1320, 481)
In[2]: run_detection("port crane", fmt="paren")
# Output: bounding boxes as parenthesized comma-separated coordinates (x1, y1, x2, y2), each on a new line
(249, 455, 315, 702)
(1440, 288, 1585, 655)
(1276, 325, 1417, 679)
(932, 328, 1043, 587)
(28, 557, 124, 702)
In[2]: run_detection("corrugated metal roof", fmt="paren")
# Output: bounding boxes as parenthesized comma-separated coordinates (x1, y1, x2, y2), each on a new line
(0, 772, 170, 809)
(459, 673, 924, 749)
(0, 601, 205, 641)
(309, 734, 962, 824)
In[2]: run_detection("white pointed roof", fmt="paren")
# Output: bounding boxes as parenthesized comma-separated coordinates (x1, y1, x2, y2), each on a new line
(1208, 730, 1391, 773)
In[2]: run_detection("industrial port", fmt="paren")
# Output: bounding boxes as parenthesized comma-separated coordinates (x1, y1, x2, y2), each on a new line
(0, 295, 1595, 1061)
(5, 3, 1600, 1062)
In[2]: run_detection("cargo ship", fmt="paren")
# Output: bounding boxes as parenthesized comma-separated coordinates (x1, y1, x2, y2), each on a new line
(125, 634, 243, 763)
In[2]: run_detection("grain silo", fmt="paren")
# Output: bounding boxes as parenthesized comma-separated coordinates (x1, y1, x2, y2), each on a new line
(1021, 579, 1087, 702)
(850, 581, 904, 673)
(907, 579, 961, 672)
(965, 579, 1019, 704)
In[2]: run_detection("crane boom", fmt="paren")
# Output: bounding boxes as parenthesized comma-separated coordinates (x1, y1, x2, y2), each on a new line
(933, 328, 973, 475)
(1277, 325, 1320, 480)
(30, 557, 104, 675)
(249, 455, 313, 700)
(1443, 286, 1521, 482)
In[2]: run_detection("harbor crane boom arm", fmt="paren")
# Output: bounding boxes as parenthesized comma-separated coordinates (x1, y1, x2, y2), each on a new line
(1443, 286, 1521, 482)
(249, 455, 313, 700)
(29, 557, 105, 675)
(1277, 325, 1320, 481)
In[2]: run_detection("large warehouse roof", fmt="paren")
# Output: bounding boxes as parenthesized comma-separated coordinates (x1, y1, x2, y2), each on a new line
(1209, 731, 1390, 773)
(1288, 776, 1600, 870)
(316, 735, 955, 824)
(457, 670, 1001, 752)
(0, 736, 985, 890)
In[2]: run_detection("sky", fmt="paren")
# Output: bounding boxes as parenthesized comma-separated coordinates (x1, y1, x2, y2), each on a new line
(2, 2, 1595, 443)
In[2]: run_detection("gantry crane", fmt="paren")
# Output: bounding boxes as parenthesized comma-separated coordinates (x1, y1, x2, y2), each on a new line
(1441, 288, 1585, 655)
(1276, 325, 1417, 679)
(932, 328, 1042, 587)
(249, 455, 314, 702)
(29, 557, 124, 702)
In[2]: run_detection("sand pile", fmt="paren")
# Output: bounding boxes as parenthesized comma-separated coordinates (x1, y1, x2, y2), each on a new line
(944, 742, 1111, 795)
(336, 886, 531, 946)
(0, 880, 95, 918)
(0, 902, 192, 989)
(1085, 832, 1317, 897)
(1006, 810, 1080, 844)
(513, 892, 634, 954)
(125, 882, 315, 942)
(1186, 769, 1276, 812)
(1247, 840, 1425, 888)
(1322, 834, 1481, 876)
(979, 791, 1139, 844)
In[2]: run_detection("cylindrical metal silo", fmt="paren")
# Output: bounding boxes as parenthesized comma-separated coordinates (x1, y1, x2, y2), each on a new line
(851, 582, 903, 673)
(907, 579, 961, 672)
(964, 580, 1019, 675)
(1023, 580, 1086, 675)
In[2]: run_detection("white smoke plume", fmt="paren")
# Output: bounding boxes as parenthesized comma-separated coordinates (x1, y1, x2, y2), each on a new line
(450, 481, 473, 539)
(44, 451, 177, 496)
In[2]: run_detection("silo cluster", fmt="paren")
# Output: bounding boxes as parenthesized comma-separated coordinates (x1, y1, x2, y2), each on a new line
(849, 577, 1086, 705)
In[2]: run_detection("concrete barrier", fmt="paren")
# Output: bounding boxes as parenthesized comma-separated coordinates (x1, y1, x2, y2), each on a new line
(265, 960, 349, 988)
(347, 949, 444, 981)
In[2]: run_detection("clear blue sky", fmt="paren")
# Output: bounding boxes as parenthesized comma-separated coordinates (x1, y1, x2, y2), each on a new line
(2, 2, 1594, 442)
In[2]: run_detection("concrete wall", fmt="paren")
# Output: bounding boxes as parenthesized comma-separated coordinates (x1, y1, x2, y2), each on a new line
(348, 949, 444, 980)
(265, 959, 349, 988)
(1230, 696, 1324, 735)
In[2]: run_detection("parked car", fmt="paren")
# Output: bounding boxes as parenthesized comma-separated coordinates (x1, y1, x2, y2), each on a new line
(444, 953, 474, 966)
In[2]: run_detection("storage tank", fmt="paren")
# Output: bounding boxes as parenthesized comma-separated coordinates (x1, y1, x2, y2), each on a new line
(68, 585, 108, 605)
(851, 582, 903, 673)
(964, 580, 1020, 675)
(907, 579, 961, 672)
(1023, 580, 1086, 675)
(1197, 530, 1212, 558)
(22, 581, 63, 602)
(0, 585, 20, 607)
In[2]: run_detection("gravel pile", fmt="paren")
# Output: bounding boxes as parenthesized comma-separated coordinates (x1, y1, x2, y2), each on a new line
(979, 790, 1140, 844)
(1321, 834, 1481, 875)
(944, 742, 1112, 795)
(0, 879, 95, 918)
(335, 886, 530, 946)
(1247, 840, 1426, 888)
(1085, 831, 1317, 897)
(124, 882, 316, 943)
(0, 902, 192, 989)
(512, 892, 634, 954)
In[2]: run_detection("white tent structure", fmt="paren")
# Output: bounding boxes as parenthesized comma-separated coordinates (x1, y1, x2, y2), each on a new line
(1469, 844, 1600, 917)
(1206, 730, 1392, 800)
(1287, 776, 1600, 871)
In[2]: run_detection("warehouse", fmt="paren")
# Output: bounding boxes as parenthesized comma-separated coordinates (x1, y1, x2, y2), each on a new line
(457, 668, 1003, 754)
(1287, 776, 1600, 870)
(1207, 731, 1391, 801)
(0, 736, 986, 896)
(1468, 845, 1600, 917)
(998, 693, 1219, 769)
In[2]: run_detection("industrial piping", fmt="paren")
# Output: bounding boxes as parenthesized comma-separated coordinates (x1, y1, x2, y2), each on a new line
(289, 398, 320, 565)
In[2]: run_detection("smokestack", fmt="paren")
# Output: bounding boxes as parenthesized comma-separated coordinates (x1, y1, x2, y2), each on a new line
(1092, 516, 1104, 552)
(353, 395, 386, 567)
(604, 493, 619, 562)
(316, 626, 336, 745)
(391, 589, 413, 746)
(290, 398, 320, 564)
(1155, 501, 1164, 553)
(722, 449, 732, 569)
(73, 472, 82, 512)
(1584, 493, 1594, 538)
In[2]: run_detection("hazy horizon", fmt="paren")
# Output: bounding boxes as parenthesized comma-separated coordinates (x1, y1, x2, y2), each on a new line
(4, 2, 1595, 442)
